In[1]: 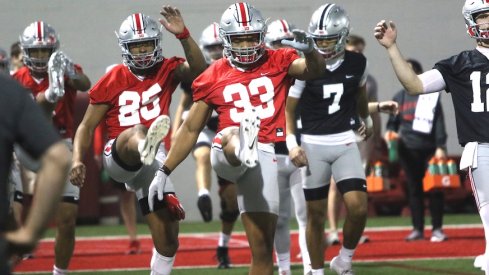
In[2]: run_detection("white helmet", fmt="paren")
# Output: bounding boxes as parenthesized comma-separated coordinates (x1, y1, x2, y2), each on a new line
(265, 19, 295, 49)
(199, 22, 224, 64)
(308, 4, 350, 59)
(463, 0, 489, 40)
(219, 2, 267, 65)
(19, 21, 60, 73)
(116, 13, 163, 69)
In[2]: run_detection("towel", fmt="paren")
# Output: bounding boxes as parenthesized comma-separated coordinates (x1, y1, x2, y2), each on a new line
(412, 92, 440, 133)
(459, 142, 478, 171)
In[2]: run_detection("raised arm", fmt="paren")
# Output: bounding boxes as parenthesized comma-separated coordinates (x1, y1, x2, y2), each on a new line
(282, 30, 325, 80)
(70, 103, 109, 187)
(374, 20, 424, 94)
(159, 6, 206, 81)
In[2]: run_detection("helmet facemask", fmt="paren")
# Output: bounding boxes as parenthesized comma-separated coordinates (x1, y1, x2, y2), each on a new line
(221, 32, 265, 64)
(121, 38, 162, 69)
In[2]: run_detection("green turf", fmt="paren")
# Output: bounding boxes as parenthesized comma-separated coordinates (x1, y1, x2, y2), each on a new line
(24, 258, 481, 274)
(41, 213, 482, 238)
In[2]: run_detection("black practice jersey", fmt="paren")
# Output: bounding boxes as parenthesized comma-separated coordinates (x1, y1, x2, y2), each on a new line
(181, 81, 218, 132)
(298, 51, 367, 135)
(434, 49, 489, 146)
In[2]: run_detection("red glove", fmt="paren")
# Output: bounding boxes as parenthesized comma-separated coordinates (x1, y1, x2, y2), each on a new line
(163, 193, 185, 220)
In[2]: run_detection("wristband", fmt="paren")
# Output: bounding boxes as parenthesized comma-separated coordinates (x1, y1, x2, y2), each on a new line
(160, 164, 172, 175)
(175, 27, 190, 40)
(286, 134, 299, 151)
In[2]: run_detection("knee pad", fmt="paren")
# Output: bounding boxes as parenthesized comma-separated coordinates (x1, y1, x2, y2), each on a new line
(150, 248, 175, 275)
(336, 178, 367, 195)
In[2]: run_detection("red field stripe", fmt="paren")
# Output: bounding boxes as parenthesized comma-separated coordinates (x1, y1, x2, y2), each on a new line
(13, 227, 485, 273)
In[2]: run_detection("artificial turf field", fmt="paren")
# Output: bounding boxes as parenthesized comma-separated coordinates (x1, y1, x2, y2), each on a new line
(13, 214, 485, 274)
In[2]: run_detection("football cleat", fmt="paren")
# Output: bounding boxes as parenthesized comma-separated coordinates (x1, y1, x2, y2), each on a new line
(139, 115, 170, 165)
(238, 108, 260, 168)
(197, 194, 213, 222)
(330, 256, 354, 275)
(126, 240, 141, 255)
(216, 246, 231, 269)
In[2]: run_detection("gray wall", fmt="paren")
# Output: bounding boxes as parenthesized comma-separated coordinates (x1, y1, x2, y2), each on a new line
(1, 1, 472, 221)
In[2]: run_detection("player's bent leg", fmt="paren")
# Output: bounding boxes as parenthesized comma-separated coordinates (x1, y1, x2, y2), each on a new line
(241, 212, 277, 275)
(54, 200, 78, 270)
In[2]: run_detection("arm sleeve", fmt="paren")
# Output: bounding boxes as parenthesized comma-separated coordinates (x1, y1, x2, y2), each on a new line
(419, 69, 446, 93)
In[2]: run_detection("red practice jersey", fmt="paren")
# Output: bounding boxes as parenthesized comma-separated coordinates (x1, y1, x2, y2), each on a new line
(89, 58, 184, 140)
(13, 65, 83, 139)
(192, 48, 299, 143)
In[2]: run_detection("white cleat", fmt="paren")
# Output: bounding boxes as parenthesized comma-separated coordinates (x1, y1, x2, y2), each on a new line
(330, 256, 354, 275)
(238, 108, 260, 168)
(474, 254, 486, 271)
(47, 51, 66, 101)
(138, 115, 170, 165)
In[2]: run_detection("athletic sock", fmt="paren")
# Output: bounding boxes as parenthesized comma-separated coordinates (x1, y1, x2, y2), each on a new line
(150, 248, 175, 275)
(276, 252, 290, 273)
(218, 232, 231, 247)
(198, 188, 210, 197)
(339, 246, 355, 263)
(53, 265, 68, 275)
(311, 268, 324, 275)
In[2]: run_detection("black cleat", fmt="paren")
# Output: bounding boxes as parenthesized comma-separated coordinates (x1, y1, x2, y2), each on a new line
(197, 194, 213, 222)
(216, 246, 231, 269)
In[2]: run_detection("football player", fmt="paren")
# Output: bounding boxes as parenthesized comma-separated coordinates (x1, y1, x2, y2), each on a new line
(13, 21, 91, 275)
(374, 1, 489, 273)
(264, 19, 310, 275)
(171, 22, 239, 268)
(70, 7, 206, 275)
(286, 4, 371, 275)
(148, 2, 325, 274)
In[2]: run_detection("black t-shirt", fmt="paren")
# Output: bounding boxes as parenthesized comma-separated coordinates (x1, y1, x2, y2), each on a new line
(0, 75, 59, 273)
(300, 51, 367, 135)
(434, 49, 489, 146)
